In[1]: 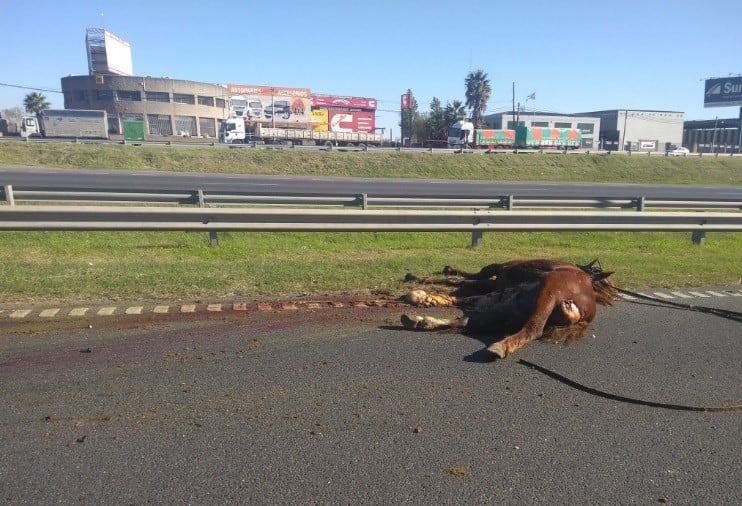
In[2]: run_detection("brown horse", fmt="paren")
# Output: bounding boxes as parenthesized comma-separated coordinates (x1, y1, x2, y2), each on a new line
(401, 259, 617, 358)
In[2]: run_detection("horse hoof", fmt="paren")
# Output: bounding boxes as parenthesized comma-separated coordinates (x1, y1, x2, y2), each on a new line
(487, 342, 507, 358)
(401, 314, 423, 329)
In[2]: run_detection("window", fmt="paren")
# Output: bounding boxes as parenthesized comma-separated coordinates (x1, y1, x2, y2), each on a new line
(199, 117, 216, 137)
(531, 121, 548, 127)
(96, 89, 113, 101)
(577, 123, 594, 134)
(173, 93, 195, 105)
(554, 122, 572, 128)
(215, 98, 226, 108)
(117, 90, 142, 102)
(197, 96, 215, 107)
(145, 91, 169, 103)
(147, 114, 172, 135)
(174, 115, 196, 136)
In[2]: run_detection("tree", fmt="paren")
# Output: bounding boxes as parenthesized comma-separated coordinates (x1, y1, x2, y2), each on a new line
(1, 106, 24, 133)
(23, 92, 50, 117)
(444, 100, 466, 125)
(399, 89, 418, 146)
(464, 69, 491, 128)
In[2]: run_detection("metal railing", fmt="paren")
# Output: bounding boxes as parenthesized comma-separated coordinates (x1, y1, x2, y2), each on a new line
(2, 185, 740, 246)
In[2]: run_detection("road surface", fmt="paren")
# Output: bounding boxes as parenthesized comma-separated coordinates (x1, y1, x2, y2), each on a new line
(1, 291, 740, 504)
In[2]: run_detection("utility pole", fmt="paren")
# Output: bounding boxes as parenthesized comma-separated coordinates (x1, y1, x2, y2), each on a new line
(512, 82, 515, 129)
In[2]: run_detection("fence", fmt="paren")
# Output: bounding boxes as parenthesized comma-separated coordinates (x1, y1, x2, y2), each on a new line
(2, 185, 740, 247)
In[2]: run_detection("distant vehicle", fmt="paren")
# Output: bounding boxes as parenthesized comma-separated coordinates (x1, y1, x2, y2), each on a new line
(219, 119, 383, 147)
(20, 109, 108, 139)
(447, 120, 581, 150)
(668, 146, 690, 156)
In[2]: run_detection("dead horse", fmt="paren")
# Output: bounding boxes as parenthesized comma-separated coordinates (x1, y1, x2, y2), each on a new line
(401, 259, 617, 358)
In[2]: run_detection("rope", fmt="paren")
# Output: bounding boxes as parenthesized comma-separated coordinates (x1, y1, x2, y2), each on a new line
(617, 287, 742, 323)
(518, 359, 742, 412)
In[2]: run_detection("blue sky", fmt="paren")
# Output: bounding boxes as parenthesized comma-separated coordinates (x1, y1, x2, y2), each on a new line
(1, 0, 739, 139)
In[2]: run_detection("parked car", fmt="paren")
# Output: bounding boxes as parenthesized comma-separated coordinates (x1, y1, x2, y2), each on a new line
(668, 146, 690, 156)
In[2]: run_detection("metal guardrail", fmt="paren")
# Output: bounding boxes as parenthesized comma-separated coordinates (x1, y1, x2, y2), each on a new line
(1, 135, 741, 156)
(1, 185, 740, 246)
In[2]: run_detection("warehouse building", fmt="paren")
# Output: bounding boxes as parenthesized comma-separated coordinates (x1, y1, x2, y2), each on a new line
(61, 74, 229, 138)
(577, 109, 684, 152)
(682, 118, 740, 154)
(483, 112, 600, 150)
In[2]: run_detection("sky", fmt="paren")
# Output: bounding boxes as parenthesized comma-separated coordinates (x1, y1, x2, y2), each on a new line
(1, 0, 740, 139)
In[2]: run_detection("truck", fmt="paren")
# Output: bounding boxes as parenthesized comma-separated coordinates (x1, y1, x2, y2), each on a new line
(20, 109, 109, 139)
(447, 120, 581, 150)
(219, 117, 384, 147)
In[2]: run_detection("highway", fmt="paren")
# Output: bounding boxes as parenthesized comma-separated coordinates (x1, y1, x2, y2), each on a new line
(1, 293, 740, 504)
(2, 165, 742, 201)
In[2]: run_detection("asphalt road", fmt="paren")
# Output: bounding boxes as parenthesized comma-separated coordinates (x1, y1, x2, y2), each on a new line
(1, 293, 740, 504)
(2, 165, 741, 200)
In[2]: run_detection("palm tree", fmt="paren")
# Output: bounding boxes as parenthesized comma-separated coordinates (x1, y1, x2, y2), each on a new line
(464, 70, 491, 128)
(23, 92, 50, 117)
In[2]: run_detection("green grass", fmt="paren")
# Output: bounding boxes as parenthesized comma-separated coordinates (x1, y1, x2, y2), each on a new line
(0, 143, 740, 304)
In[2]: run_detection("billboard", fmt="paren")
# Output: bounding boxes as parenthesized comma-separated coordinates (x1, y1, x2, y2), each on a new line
(311, 95, 377, 110)
(328, 111, 375, 133)
(704, 76, 742, 108)
(86, 28, 133, 76)
(226, 84, 312, 124)
(227, 84, 310, 98)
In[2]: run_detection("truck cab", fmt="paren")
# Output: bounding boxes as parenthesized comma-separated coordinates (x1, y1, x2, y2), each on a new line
(447, 120, 474, 148)
(219, 117, 246, 143)
(20, 116, 41, 138)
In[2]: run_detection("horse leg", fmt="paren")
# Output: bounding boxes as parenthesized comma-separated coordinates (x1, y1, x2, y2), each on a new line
(443, 263, 503, 279)
(401, 313, 468, 331)
(486, 289, 559, 358)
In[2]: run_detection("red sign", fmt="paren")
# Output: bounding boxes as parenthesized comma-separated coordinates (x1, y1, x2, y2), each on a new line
(401, 92, 412, 110)
(328, 111, 375, 133)
(311, 95, 377, 110)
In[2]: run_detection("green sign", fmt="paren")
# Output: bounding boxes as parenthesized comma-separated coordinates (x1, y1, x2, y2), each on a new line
(123, 120, 145, 141)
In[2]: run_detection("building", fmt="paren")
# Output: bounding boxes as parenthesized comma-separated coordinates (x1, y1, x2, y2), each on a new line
(61, 75, 229, 138)
(483, 111, 600, 150)
(578, 109, 684, 152)
(682, 118, 740, 154)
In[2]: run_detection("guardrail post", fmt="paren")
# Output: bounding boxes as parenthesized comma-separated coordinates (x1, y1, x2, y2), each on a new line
(507, 194, 514, 211)
(471, 230, 483, 248)
(691, 230, 706, 245)
(198, 189, 218, 247)
(3, 185, 14, 206)
(637, 196, 646, 212)
(361, 193, 368, 210)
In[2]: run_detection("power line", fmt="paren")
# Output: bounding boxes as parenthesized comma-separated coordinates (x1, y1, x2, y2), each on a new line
(0, 82, 62, 94)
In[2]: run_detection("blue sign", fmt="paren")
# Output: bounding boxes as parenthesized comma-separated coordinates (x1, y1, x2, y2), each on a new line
(704, 77, 742, 108)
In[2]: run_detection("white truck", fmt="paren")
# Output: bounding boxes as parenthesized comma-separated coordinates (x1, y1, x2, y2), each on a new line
(219, 117, 383, 147)
(21, 109, 109, 139)
(447, 120, 475, 148)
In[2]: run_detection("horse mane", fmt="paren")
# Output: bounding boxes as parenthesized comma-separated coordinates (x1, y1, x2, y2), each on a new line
(577, 259, 618, 306)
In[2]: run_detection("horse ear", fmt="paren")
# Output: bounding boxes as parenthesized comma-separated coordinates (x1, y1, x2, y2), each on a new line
(594, 270, 614, 281)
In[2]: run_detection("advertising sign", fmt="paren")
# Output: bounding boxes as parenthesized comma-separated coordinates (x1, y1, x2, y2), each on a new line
(704, 77, 742, 108)
(328, 111, 375, 133)
(227, 84, 311, 98)
(311, 110, 328, 131)
(401, 92, 411, 110)
(311, 95, 377, 110)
